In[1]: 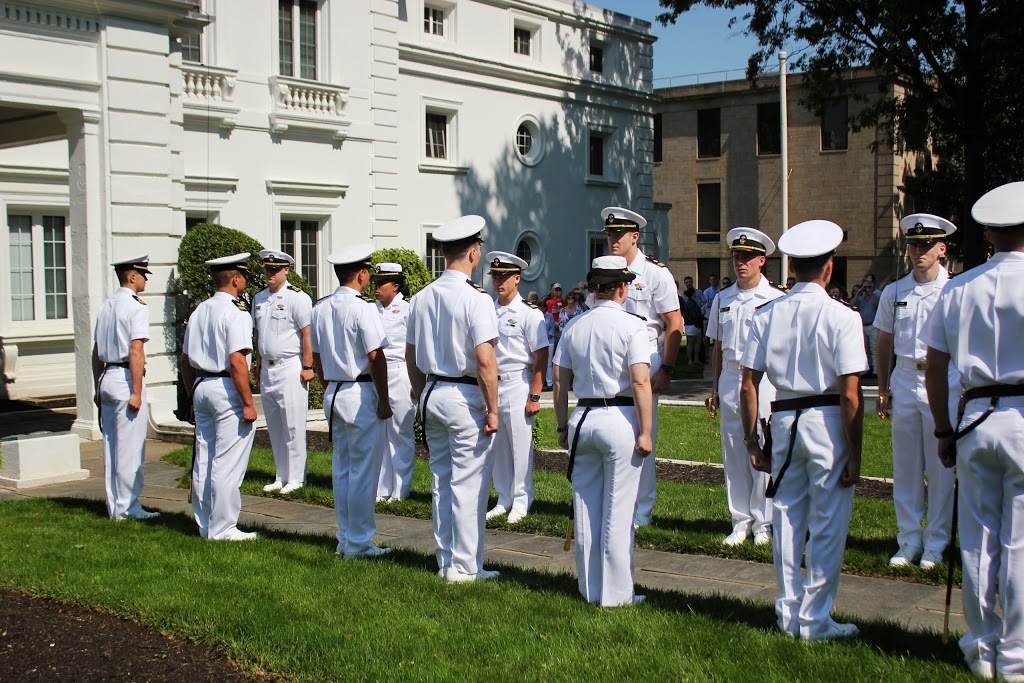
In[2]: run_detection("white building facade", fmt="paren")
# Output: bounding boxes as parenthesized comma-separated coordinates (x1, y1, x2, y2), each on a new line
(0, 0, 659, 436)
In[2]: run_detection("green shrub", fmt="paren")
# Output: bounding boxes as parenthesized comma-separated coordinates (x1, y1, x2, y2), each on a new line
(362, 247, 434, 299)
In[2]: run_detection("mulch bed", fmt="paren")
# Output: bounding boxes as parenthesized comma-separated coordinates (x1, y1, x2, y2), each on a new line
(0, 589, 284, 683)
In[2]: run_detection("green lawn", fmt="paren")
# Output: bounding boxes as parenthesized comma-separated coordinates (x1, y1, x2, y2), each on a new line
(163, 404, 945, 586)
(0, 498, 971, 682)
(536, 406, 894, 478)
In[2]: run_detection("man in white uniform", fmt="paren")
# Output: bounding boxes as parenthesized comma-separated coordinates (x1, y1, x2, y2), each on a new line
(924, 181, 1024, 681)
(311, 244, 393, 559)
(92, 255, 160, 521)
(373, 262, 415, 502)
(874, 214, 958, 570)
(253, 250, 313, 495)
(707, 228, 785, 546)
(603, 206, 682, 528)
(406, 215, 501, 583)
(740, 220, 868, 641)
(484, 251, 548, 525)
(181, 253, 259, 541)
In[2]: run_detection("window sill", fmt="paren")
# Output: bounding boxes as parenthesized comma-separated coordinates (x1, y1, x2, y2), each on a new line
(584, 177, 622, 188)
(756, 152, 781, 158)
(696, 233, 721, 243)
(819, 148, 849, 154)
(418, 162, 468, 175)
(696, 155, 721, 161)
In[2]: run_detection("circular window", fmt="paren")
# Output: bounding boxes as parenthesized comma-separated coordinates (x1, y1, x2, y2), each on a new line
(515, 231, 543, 281)
(513, 115, 544, 166)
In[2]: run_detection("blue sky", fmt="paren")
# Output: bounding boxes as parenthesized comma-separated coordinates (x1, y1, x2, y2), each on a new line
(589, 1, 765, 84)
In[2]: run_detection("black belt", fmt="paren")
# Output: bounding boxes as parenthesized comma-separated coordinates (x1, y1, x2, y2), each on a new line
(196, 370, 231, 378)
(566, 397, 636, 482)
(105, 361, 129, 368)
(326, 375, 373, 442)
(765, 394, 841, 498)
(426, 374, 479, 386)
(954, 384, 1024, 443)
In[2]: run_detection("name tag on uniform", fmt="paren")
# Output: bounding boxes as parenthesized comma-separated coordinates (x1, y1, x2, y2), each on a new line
(895, 301, 908, 307)
(719, 306, 731, 312)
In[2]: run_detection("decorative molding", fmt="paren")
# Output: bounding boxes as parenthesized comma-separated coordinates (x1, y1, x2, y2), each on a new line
(584, 177, 622, 188)
(417, 162, 468, 175)
(268, 75, 350, 140)
(0, 3, 100, 33)
(181, 63, 239, 130)
(265, 179, 348, 198)
(0, 165, 68, 183)
(184, 174, 237, 193)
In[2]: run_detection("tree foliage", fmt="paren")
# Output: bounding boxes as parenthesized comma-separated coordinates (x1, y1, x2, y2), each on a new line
(657, 0, 1024, 267)
(364, 247, 433, 299)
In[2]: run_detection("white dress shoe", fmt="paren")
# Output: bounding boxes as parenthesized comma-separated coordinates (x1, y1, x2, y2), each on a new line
(122, 509, 161, 520)
(889, 546, 922, 568)
(219, 530, 259, 542)
(802, 620, 859, 642)
(506, 509, 527, 524)
(263, 481, 283, 492)
(753, 529, 772, 546)
(632, 594, 647, 605)
(476, 569, 500, 581)
(919, 549, 944, 570)
(344, 545, 392, 559)
(633, 514, 651, 528)
(279, 482, 303, 495)
(722, 529, 749, 547)
(485, 505, 508, 521)
(968, 659, 995, 680)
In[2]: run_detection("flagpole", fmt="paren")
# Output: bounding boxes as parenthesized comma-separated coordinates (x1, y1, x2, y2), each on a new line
(779, 51, 789, 282)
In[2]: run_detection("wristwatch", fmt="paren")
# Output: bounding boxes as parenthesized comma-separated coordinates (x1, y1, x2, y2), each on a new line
(556, 425, 569, 434)
(743, 433, 760, 448)
(528, 393, 541, 402)
(302, 365, 314, 371)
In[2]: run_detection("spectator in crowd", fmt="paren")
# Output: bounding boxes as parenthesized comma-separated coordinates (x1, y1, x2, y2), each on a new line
(559, 287, 588, 328)
(828, 286, 848, 304)
(786, 276, 796, 290)
(721, 276, 733, 289)
(855, 275, 881, 375)
(702, 274, 720, 363)
(681, 288, 704, 366)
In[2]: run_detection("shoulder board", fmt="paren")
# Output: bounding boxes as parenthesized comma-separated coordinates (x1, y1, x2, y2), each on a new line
(288, 284, 302, 292)
(522, 297, 541, 310)
(232, 298, 248, 312)
(314, 294, 331, 306)
(132, 294, 146, 305)
(356, 294, 373, 303)
(754, 299, 778, 310)
(623, 310, 647, 321)
(466, 279, 488, 294)
(648, 257, 667, 268)
(768, 281, 787, 292)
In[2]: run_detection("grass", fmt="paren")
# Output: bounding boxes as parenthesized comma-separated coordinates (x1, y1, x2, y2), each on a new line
(535, 406, 895, 479)
(162, 405, 948, 586)
(0, 497, 972, 682)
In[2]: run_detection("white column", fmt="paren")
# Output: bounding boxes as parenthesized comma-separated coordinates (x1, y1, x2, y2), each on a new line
(64, 109, 108, 441)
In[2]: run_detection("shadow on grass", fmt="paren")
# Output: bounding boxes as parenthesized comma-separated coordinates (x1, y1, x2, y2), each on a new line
(43, 496, 965, 669)
(650, 516, 733, 535)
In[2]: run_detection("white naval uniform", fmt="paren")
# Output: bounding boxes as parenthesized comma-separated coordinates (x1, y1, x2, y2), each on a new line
(253, 284, 312, 486)
(623, 250, 678, 526)
(376, 293, 415, 500)
(407, 270, 499, 578)
(93, 287, 150, 519)
(873, 267, 959, 556)
(553, 300, 650, 607)
(183, 291, 255, 540)
(923, 251, 1024, 677)
(311, 286, 390, 556)
(742, 282, 868, 638)
(491, 296, 547, 514)
(707, 278, 785, 537)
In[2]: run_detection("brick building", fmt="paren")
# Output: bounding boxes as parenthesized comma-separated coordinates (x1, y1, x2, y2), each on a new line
(654, 70, 931, 293)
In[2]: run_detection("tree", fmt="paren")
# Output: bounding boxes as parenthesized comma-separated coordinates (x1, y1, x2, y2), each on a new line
(657, 0, 1024, 268)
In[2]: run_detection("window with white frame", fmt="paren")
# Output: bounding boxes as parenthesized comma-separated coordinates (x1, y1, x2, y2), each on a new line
(279, 0, 318, 80)
(7, 212, 69, 322)
(280, 218, 321, 299)
(513, 26, 532, 56)
(588, 132, 606, 177)
(181, 31, 202, 63)
(589, 43, 604, 73)
(424, 4, 445, 36)
(425, 112, 448, 160)
(514, 115, 544, 166)
(425, 232, 445, 279)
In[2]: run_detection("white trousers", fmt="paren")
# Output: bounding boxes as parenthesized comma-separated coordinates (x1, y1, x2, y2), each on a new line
(377, 361, 416, 499)
(571, 405, 643, 607)
(770, 405, 854, 638)
(719, 366, 773, 535)
(957, 396, 1024, 677)
(327, 381, 386, 555)
(422, 382, 494, 577)
(261, 356, 308, 485)
(192, 377, 255, 540)
(891, 365, 955, 553)
(492, 369, 535, 513)
(99, 367, 148, 519)
(634, 353, 662, 525)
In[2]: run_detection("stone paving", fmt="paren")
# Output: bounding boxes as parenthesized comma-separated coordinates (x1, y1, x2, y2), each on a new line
(0, 436, 963, 637)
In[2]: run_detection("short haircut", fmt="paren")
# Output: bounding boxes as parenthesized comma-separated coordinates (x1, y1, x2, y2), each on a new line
(792, 252, 834, 280)
(441, 236, 478, 259)
(212, 269, 240, 288)
(115, 267, 133, 285)
(334, 263, 365, 285)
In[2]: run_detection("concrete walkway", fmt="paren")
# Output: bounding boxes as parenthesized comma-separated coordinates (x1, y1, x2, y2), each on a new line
(0, 437, 960, 636)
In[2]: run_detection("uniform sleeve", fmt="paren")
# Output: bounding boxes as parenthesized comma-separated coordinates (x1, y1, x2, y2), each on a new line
(552, 332, 570, 368)
(833, 311, 870, 376)
(226, 310, 254, 355)
(921, 284, 952, 353)
(706, 293, 721, 340)
(651, 269, 680, 315)
(293, 292, 313, 329)
(359, 304, 389, 354)
(469, 294, 499, 347)
(309, 307, 322, 353)
(741, 310, 768, 372)
(405, 297, 418, 345)
(872, 283, 895, 333)
(525, 308, 548, 354)
(626, 320, 651, 366)
(130, 303, 150, 342)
